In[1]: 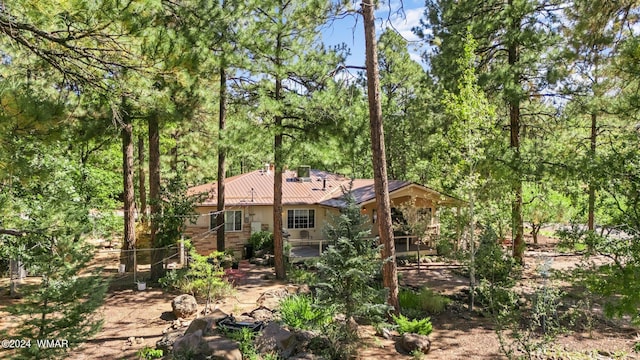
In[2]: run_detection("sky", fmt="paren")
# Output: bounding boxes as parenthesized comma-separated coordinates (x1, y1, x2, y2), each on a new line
(320, 0, 429, 72)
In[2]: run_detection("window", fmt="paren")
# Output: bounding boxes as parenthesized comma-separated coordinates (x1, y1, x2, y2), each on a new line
(287, 209, 315, 229)
(209, 212, 217, 230)
(210, 210, 242, 231)
(225, 210, 242, 232)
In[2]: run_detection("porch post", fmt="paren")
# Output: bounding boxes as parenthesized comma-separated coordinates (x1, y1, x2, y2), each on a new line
(456, 206, 461, 251)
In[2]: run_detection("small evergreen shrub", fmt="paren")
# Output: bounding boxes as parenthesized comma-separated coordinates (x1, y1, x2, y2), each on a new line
(315, 193, 391, 323)
(436, 238, 454, 257)
(159, 250, 233, 301)
(474, 226, 520, 287)
(279, 295, 332, 330)
(287, 265, 318, 285)
(392, 314, 433, 336)
(399, 287, 450, 316)
(249, 231, 274, 253)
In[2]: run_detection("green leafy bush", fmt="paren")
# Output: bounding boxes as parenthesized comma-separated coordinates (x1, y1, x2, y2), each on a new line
(474, 226, 520, 287)
(136, 346, 163, 359)
(159, 250, 233, 302)
(287, 265, 318, 285)
(249, 231, 274, 253)
(435, 238, 454, 257)
(392, 314, 433, 336)
(399, 287, 450, 316)
(279, 295, 332, 330)
(222, 327, 260, 359)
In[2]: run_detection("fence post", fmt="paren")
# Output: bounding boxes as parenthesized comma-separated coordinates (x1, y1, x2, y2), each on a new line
(133, 246, 137, 283)
(179, 236, 185, 266)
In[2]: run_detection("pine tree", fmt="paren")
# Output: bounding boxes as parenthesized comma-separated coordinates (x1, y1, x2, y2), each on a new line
(419, 0, 563, 264)
(315, 193, 391, 322)
(246, 0, 342, 279)
(362, 0, 400, 314)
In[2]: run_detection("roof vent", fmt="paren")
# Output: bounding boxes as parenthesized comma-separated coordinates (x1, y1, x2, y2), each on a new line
(297, 165, 311, 182)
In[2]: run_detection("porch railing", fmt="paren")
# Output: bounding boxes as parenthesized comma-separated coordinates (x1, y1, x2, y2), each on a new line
(287, 224, 440, 258)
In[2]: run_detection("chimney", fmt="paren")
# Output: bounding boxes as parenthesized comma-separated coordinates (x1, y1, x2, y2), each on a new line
(269, 163, 274, 173)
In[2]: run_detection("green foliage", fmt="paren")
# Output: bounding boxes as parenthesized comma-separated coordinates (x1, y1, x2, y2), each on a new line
(392, 314, 433, 336)
(279, 295, 333, 330)
(435, 238, 455, 258)
(315, 193, 391, 322)
(249, 231, 274, 253)
(474, 226, 521, 287)
(159, 250, 233, 302)
(222, 327, 260, 359)
(151, 176, 205, 248)
(399, 287, 450, 317)
(3, 236, 107, 360)
(486, 281, 571, 360)
(311, 322, 359, 360)
(287, 265, 318, 285)
(136, 346, 163, 359)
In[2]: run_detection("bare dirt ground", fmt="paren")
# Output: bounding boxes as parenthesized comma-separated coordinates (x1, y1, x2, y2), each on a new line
(2, 234, 639, 359)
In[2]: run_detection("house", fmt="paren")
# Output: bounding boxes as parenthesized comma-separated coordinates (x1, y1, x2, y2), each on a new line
(185, 165, 462, 258)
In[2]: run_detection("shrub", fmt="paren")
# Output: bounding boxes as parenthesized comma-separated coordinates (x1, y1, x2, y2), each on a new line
(399, 287, 450, 316)
(315, 193, 391, 323)
(159, 250, 233, 302)
(279, 295, 332, 330)
(436, 238, 455, 257)
(287, 265, 318, 285)
(474, 226, 520, 287)
(222, 327, 260, 359)
(249, 231, 274, 253)
(392, 314, 433, 336)
(136, 346, 163, 359)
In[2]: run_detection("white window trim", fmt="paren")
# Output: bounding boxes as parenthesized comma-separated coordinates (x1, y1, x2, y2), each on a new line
(286, 209, 316, 230)
(225, 210, 243, 232)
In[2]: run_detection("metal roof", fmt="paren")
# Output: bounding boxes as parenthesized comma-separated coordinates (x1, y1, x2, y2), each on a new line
(189, 169, 461, 208)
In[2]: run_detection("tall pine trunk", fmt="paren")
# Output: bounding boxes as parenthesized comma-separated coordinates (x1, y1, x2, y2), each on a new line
(508, 0, 524, 264)
(588, 112, 597, 231)
(272, 29, 286, 280)
(122, 100, 136, 271)
(362, 0, 399, 314)
(216, 65, 227, 252)
(138, 134, 147, 221)
(149, 113, 163, 280)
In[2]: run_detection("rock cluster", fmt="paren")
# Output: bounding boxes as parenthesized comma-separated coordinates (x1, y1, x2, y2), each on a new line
(157, 288, 432, 359)
(171, 294, 198, 319)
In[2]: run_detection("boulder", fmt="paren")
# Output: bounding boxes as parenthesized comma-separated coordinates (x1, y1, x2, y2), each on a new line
(173, 331, 242, 360)
(296, 284, 311, 295)
(173, 329, 203, 355)
(255, 322, 298, 358)
(294, 330, 330, 355)
(184, 309, 229, 336)
(156, 329, 183, 353)
(289, 352, 323, 360)
(245, 306, 275, 322)
(256, 288, 290, 309)
(172, 294, 198, 319)
(202, 335, 242, 360)
(397, 333, 431, 355)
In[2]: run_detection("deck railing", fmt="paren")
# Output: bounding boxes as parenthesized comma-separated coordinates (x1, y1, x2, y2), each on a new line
(287, 224, 440, 259)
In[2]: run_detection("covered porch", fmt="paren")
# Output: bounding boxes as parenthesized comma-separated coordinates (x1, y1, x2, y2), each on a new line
(287, 231, 439, 262)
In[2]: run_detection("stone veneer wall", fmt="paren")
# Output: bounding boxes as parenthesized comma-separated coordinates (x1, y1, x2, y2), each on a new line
(186, 221, 263, 258)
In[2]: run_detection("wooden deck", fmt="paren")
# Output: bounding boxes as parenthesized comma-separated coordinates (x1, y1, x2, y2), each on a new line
(288, 235, 436, 262)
